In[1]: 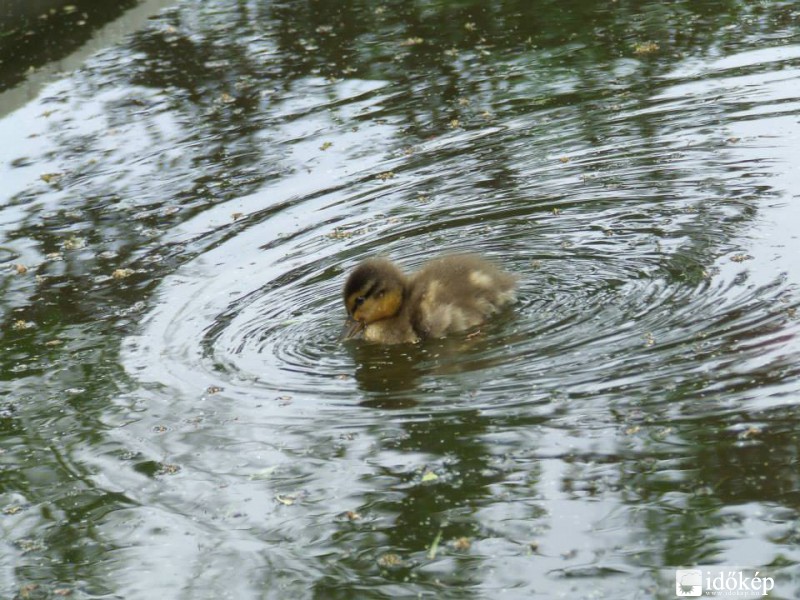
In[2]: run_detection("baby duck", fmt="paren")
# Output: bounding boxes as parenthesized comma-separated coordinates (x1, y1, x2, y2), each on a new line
(343, 254, 516, 344)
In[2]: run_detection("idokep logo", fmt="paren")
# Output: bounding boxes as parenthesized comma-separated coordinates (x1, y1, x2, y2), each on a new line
(675, 569, 702, 597)
(673, 567, 776, 598)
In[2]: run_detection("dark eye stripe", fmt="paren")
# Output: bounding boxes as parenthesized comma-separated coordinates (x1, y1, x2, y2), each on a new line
(360, 281, 378, 299)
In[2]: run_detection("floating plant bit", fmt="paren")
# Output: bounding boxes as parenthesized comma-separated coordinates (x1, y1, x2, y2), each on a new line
(420, 470, 439, 483)
(157, 463, 181, 475)
(112, 268, 135, 280)
(633, 41, 660, 55)
(249, 466, 278, 481)
(275, 491, 307, 506)
(426, 529, 443, 559)
(40, 173, 63, 184)
(62, 236, 86, 250)
(452, 536, 471, 551)
(377, 553, 403, 568)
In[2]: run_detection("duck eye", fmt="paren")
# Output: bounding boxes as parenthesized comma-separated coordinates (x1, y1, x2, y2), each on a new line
(354, 296, 366, 308)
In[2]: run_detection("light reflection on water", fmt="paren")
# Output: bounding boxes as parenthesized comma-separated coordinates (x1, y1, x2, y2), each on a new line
(1, 0, 800, 598)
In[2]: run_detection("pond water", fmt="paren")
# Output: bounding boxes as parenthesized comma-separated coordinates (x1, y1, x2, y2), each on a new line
(1, 1, 800, 598)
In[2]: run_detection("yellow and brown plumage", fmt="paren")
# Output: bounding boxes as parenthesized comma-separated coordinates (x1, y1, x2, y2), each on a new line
(342, 254, 516, 344)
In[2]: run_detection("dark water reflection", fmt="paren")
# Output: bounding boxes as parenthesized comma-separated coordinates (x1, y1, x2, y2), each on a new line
(1, 0, 800, 598)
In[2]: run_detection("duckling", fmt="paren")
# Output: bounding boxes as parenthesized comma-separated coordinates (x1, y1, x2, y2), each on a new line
(343, 254, 516, 344)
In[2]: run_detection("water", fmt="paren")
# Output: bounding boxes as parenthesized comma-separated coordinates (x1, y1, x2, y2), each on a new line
(1, 1, 799, 598)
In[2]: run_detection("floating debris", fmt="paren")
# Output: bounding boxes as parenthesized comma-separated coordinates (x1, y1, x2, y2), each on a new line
(157, 463, 181, 476)
(231, 212, 244, 220)
(12, 264, 27, 274)
(327, 228, 354, 239)
(730, 254, 753, 263)
(16, 538, 46, 554)
(12, 320, 34, 331)
(62, 236, 86, 250)
(275, 493, 299, 506)
(40, 173, 63, 185)
(17, 584, 40, 599)
(426, 529, 443, 559)
(249, 466, 278, 480)
(448, 118, 460, 129)
(465, 328, 483, 340)
(452, 536, 471, 551)
(112, 268, 135, 280)
(377, 553, 403, 568)
(206, 385, 224, 395)
(420, 470, 439, 483)
(740, 426, 763, 439)
(400, 37, 424, 47)
(633, 41, 660, 55)
(375, 171, 395, 181)
(319, 141, 333, 151)
(3, 505, 23, 515)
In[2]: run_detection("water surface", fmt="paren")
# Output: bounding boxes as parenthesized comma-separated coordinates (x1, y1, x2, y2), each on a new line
(1, 1, 799, 598)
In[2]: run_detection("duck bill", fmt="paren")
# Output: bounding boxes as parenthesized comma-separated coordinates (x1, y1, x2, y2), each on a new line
(341, 318, 366, 341)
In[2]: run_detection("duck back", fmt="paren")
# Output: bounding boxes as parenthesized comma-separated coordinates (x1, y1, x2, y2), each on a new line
(408, 254, 516, 339)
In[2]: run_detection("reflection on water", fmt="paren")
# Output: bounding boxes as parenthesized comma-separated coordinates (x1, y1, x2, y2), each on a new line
(1, 0, 800, 598)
